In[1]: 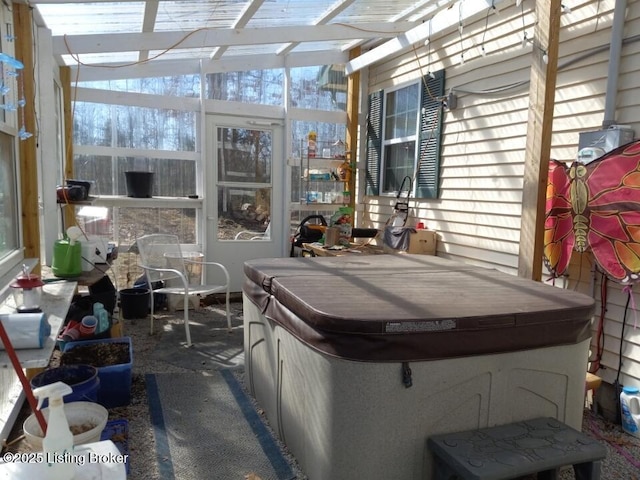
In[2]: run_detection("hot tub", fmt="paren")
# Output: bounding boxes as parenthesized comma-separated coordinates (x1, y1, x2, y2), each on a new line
(243, 254, 595, 480)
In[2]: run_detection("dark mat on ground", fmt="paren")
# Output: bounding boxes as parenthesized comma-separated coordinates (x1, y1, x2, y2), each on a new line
(146, 370, 295, 480)
(150, 302, 244, 370)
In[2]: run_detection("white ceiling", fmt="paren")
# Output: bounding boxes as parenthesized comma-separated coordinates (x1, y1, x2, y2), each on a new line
(29, 0, 500, 75)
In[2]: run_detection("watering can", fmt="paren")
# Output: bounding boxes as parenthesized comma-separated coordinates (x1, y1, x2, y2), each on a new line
(51, 227, 83, 278)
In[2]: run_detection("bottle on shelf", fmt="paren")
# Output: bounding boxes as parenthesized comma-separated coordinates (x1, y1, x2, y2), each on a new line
(308, 131, 317, 158)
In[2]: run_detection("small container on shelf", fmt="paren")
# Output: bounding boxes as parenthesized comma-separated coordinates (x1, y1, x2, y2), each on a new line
(308, 131, 317, 158)
(333, 139, 346, 159)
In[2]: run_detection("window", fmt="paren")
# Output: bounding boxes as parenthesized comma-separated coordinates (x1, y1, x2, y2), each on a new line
(366, 70, 445, 199)
(290, 65, 347, 112)
(205, 69, 283, 105)
(72, 77, 200, 247)
(0, 131, 19, 265)
(0, 2, 23, 282)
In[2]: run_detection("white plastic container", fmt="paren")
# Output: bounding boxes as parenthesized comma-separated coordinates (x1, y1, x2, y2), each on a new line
(23, 401, 108, 450)
(81, 240, 99, 271)
(620, 386, 640, 438)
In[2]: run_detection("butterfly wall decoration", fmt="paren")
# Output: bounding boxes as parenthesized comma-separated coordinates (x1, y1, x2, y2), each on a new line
(543, 139, 640, 284)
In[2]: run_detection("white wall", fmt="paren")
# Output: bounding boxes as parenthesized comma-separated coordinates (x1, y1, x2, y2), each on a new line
(359, 0, 640, 387)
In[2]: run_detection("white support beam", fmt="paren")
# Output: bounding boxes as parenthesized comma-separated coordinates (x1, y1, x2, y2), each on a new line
(210, 0, 267, 60)
(138, 0, 159, 63)
(35, 25, 59, 266)
(73, 86, 200, 111)
(345, 0, 507, 75)
(53, 22, 419, 56)
(70, 49, 349, 82)
(276, 0, 357, 56)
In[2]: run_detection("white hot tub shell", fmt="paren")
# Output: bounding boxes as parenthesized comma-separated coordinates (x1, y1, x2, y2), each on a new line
(242, 255, 595, 480)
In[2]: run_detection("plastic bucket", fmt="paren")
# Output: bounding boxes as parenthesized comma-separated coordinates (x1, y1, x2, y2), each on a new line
(30, 364, 100, 409)
(125, 171, 154, 198)
(23, 401, 108, 449)
(119, 288, 150, 319)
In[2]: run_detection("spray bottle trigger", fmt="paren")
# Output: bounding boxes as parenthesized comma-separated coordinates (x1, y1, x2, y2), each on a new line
(33, 381, 73, 410)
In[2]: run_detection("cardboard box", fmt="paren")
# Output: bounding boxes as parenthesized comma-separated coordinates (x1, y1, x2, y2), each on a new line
(382, 229, 437, 255)
(407, 230, 437, 254)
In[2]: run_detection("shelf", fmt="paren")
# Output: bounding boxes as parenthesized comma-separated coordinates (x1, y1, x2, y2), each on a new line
(58, 195, 202, 209)
(56, 195, 96, 205)
(0, 281, 76, 368)
(305, 179, 344, 183)
(298, 139, 353, 217)
(308, 157, 346, 162)
(305, 202, 344, 206)
(291, 203, 345, 212)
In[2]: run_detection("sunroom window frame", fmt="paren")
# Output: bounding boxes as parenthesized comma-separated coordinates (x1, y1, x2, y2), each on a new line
(379, 80, 421, 197)
(0, 1, 26, 302)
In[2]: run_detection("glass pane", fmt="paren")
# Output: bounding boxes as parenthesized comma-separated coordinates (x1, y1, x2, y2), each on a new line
(290, 120, 346, 207)
(384, 83, 419, 140)
(80, 206, 197, 289)
(73, 155, 196, 197)
(75, 206, 197, 247)
(0, 131, 18, 258)
(290, 120, 346, 159)
(115, 105, 196, 151)
(205, 69, 284, 106)
(73, 102, 197, 151)
(290, 65, 347, 112)
(73, 102, 112, 147)
(217, 127, 272, 183)
(383, 141, 415, 193)
(118, 157, 196, 197)
(217, 187, 271, 241)
(77, 76, 201, 97)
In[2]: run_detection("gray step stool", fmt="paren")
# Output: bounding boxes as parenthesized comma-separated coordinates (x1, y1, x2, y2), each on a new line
(427, 417, 606, 480)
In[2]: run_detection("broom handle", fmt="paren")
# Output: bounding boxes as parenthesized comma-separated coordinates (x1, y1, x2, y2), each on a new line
(0, 319, 47, 434)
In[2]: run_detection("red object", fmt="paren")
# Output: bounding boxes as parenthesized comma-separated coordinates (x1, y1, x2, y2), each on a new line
(79, 316, 97, 337)
(59, 321, 80, 342)
(544, 140, 640, 283)
(416, 222, 425, 229)
(10, 275, 45, 289)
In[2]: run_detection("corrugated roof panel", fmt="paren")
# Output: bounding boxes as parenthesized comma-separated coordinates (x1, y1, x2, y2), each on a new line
(154, 1, 244, 31)
(37, 2, 146, 36)
(34, 0, 449, 67)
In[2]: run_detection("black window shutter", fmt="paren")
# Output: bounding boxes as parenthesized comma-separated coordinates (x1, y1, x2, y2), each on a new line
(365, 90, 383, 196)
(416, 70, 445, 199)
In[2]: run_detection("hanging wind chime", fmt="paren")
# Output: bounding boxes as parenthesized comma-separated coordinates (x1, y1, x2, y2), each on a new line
(0, 23, 32, 140)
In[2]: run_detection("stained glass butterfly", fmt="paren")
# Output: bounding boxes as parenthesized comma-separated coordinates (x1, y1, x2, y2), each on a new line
(543, 140, 640, 284)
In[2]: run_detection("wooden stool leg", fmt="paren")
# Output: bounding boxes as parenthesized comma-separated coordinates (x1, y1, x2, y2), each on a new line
(574, 460, 601, 480)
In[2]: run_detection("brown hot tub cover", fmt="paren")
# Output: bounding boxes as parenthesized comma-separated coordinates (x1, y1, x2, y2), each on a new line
(243, 255, 595, 362)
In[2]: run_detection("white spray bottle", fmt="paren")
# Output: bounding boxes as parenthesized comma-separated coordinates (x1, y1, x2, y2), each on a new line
(33, 381, 76, 480)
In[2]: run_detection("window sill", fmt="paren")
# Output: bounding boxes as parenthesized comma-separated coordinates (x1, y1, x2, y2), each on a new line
(61, 195, 203, 209)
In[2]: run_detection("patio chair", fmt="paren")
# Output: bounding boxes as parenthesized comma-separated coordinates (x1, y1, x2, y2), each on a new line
(135, 234, 231, 347)
(233, 222, 271, 240)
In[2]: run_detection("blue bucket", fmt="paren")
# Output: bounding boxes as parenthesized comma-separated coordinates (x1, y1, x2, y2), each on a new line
(30, 364, 100, 408)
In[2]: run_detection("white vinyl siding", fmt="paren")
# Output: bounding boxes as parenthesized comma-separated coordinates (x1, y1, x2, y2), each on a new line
(360, 0, 640, 386)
